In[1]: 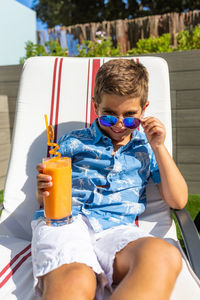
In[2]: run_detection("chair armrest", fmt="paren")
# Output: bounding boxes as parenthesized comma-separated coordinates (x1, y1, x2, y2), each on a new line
(173, 208, 200, 280)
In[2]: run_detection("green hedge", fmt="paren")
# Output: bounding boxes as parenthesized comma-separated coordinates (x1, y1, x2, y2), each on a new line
(0, 190, 3, 203)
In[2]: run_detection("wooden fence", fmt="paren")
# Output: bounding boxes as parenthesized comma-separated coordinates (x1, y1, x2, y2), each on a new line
(0, 65, 22, 189)
(0, 50, 200, 193)
(37, 10, 200, 54)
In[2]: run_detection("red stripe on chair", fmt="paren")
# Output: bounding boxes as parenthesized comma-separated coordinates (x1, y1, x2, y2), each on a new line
(0, 251, 31, 288)
(54, 58, 64, 142)
(0, 243, 31, 278)
(47, 57, 59, 157)
(50, 58, 59, 126)
(90, 59, 100, 125)
(85, 59, 91, 127)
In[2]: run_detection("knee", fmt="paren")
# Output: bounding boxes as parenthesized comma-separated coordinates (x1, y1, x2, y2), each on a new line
(164, 240, 182, 275)
(137, 237, 182, 276)
(43, 263, 96, 299)
(66, 262, 97, 288)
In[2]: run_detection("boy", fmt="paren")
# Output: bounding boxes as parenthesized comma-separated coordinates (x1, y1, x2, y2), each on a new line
(33, 59, 188, 300)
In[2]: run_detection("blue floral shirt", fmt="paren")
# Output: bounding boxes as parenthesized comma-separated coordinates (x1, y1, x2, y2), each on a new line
(55, 119, 160, 232)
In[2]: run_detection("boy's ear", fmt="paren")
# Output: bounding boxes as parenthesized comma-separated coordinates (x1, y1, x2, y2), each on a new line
(141, 101, 149, 117)
(92, 98, 99, 115)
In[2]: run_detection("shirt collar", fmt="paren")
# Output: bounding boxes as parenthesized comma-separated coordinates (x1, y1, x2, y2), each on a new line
(130, 128, 147, 144)
(90, 118, 105, 144)
(90, 118, 147, 145)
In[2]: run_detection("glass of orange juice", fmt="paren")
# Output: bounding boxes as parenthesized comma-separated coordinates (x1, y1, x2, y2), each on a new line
(43, 157, 72, 226)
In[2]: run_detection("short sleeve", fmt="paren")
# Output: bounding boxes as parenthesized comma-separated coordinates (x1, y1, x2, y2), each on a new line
(150, 150, 161, 184)
(58, 132, 84, 157)
(58, 134, 73, 157)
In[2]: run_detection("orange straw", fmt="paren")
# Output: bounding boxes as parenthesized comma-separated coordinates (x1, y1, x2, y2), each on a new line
(44, 115, 61, 158)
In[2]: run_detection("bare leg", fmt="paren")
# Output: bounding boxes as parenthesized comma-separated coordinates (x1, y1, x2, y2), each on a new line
(110, 237, 182, 300)
(42, 262, 97, 300)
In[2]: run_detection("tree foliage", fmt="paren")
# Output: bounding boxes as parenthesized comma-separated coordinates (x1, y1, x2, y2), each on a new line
(103, 0, 128, 20)
(33, 0, 105, 27)
(140, 0, 200, 15)
(33, 0, 200, 28)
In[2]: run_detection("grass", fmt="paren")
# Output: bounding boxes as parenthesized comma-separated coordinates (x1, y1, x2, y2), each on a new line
(173, 194, 200, 251)
(185, 194, 200, 219)
(0, 191, 3, 216)
(0, 190, 3, 203)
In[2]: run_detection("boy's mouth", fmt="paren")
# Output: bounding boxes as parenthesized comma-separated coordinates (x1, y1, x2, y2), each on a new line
(111, 127, 126, 134)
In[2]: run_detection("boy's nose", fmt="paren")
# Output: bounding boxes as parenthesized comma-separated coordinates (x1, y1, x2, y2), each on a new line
(115, 117, 124, 127)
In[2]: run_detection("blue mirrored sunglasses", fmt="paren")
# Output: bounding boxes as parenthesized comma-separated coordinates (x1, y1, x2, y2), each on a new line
(99, 115, 140, 129)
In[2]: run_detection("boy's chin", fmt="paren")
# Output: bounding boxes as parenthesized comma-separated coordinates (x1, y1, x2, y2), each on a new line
(99, 126, 132, 143)
(108, 130, 132, 143)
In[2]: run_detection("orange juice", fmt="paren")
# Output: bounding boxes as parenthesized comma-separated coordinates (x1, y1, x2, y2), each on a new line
(43, 157, 72, 224)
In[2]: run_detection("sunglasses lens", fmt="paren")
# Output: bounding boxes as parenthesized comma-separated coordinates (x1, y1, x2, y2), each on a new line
(99, 115, 118, 127)
(123, 117, 140, 129)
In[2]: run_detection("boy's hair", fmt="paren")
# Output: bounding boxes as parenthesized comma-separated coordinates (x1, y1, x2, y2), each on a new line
(94, 59, 149, 108)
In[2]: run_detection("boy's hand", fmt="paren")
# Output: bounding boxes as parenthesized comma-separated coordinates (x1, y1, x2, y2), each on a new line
(36, 163, 52, 207)
(141, 117, 166, 150)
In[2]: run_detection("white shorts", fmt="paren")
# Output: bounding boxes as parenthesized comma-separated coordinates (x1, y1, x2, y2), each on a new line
(31, 214, 151, 299)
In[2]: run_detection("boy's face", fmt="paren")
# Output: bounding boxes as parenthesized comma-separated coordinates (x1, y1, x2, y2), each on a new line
(94, 94, 149, 145)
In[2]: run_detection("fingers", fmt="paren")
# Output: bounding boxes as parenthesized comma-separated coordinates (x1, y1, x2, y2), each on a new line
(141, 117, 166, 149)
(141, 117, 162, 128)
(36, 163, 45, 173)
(37, 173, 52, 184)
(141, 117, 165, 135)
(36, 163, 52, 198)
(37, 174, 52, 194)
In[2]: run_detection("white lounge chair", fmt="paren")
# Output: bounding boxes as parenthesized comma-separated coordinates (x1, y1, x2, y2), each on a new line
(0, 56, 200, 299)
